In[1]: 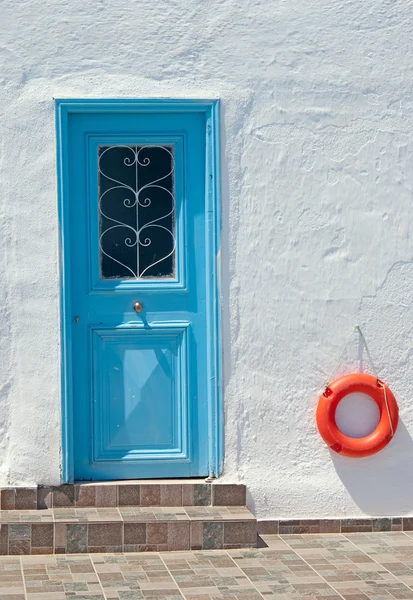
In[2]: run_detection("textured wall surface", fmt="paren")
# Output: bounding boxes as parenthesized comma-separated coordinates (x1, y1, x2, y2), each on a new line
(1, 0, 413, 518)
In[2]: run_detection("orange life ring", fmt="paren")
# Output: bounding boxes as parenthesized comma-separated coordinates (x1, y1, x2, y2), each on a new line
(316, 373, 398, 458)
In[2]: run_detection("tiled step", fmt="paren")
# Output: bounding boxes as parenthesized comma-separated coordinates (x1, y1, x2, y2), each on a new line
(0, 481, 246, 510)
(0, 506, 257, 555)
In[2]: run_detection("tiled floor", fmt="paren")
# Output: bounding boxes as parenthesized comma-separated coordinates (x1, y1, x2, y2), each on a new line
(3, 532, 413, 599)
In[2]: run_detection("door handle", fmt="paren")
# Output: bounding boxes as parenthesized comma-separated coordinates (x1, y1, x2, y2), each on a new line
(133, 301, 144, 313)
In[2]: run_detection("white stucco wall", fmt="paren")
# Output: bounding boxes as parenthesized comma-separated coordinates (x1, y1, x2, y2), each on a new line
(1, 0, 413, 519)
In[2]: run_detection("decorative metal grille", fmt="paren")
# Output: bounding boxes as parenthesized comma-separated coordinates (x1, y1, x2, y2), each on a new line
(98, 145, 176, 279)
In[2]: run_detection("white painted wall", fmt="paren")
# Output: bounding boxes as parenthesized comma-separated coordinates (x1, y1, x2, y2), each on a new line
(1, 0, 413, 519)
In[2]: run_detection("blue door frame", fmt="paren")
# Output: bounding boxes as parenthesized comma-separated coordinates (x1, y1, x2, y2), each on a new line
(55, 99, 223, 482)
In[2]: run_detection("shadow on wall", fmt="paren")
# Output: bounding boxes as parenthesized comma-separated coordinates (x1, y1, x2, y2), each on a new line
(332, 419, 413, 515)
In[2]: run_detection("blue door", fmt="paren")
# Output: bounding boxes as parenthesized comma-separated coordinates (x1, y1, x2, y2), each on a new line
(56, 100, 221, 481)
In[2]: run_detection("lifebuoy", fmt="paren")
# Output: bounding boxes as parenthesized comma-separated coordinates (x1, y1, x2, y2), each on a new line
(316, 373, 398, 458)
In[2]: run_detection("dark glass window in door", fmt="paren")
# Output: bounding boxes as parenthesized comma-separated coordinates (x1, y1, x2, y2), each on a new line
(98, 145, 175, 279)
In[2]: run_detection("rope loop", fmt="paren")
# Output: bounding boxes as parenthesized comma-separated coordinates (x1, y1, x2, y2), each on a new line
(323, 326, 396, 439)
(377, 378, 395, 437)
(324, 324, 379, 390)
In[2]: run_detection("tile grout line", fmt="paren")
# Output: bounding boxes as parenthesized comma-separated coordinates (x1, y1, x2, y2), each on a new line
(119, 506, 124, 551)
(53, 514, 56, 555)
(343, 532, 413, 588)
(19, 555, 28, 600)
(280, 535, 349, 600)
(157, 551, 188, 596)
(88, 552, 111, 600)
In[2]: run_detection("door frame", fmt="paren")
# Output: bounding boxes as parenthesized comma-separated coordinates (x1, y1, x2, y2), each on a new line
(55, 98, 223, 483)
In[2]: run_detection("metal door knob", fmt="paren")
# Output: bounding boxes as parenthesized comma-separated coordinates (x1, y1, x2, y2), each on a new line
(133, 301, 144, 313)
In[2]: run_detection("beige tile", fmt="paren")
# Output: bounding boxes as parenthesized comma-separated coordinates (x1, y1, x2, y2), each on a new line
(257, 521, 279, 534)
(15, 489, 37, 510)
(160, 485, 182, 506)
(0, 524, 8, 554)
(53, 507, 121, 522)
(9, 540, 30, 555)
(320, 519, 341, 533)
(147, 523, 168, 545)
(88, 523, 122, 547)
(95, 485, 117, 507)
(31, 524, 53, 548)
(224, 522, 257, 546)
(185, 506, 255, 521)
(119, 507, 158, 522)
(182, 484, 194, 505)
(52, 485, 75, 508)
(212, 484, 246, 506)
(118, 485, 140, 506)
(124, 522, 146, 545)
(190, 521, 203, 549)
(168, 521, 190, 551)
(75, 485, 96, 507)
(0, 490, 15, 510)
(0, 509, 53, 523)
(141, 485, 161, 506)
(54, 523, 67, 549)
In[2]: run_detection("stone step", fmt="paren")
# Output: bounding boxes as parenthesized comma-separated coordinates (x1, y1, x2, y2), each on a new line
(0, 481, 246, 510)
(0, 505, 257, 555)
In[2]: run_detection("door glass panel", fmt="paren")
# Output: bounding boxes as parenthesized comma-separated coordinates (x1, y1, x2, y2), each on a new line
(98, 145, 175, 279)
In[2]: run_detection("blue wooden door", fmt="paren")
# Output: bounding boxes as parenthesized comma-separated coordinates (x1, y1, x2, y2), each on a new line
(58, 100, 221, 480)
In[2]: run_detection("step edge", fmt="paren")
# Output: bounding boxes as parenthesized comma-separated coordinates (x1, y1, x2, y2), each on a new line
(1, 483, 247, 509)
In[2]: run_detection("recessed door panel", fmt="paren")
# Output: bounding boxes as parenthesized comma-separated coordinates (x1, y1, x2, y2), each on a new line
(92, 325, 189, 461)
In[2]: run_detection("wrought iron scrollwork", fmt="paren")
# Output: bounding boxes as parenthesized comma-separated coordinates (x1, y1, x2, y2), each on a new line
(98, 145, 176, 279)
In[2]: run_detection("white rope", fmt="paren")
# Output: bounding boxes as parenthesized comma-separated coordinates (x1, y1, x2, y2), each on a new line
(324, 325, 395, 438)
(376, 379, 395, 437)
(324, 325, 358, 391)
(324, 325, 379, 390)
(356, 325, 379, 378)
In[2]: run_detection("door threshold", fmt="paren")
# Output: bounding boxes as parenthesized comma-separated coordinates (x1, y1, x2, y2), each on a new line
(73, 477, 215, 485)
